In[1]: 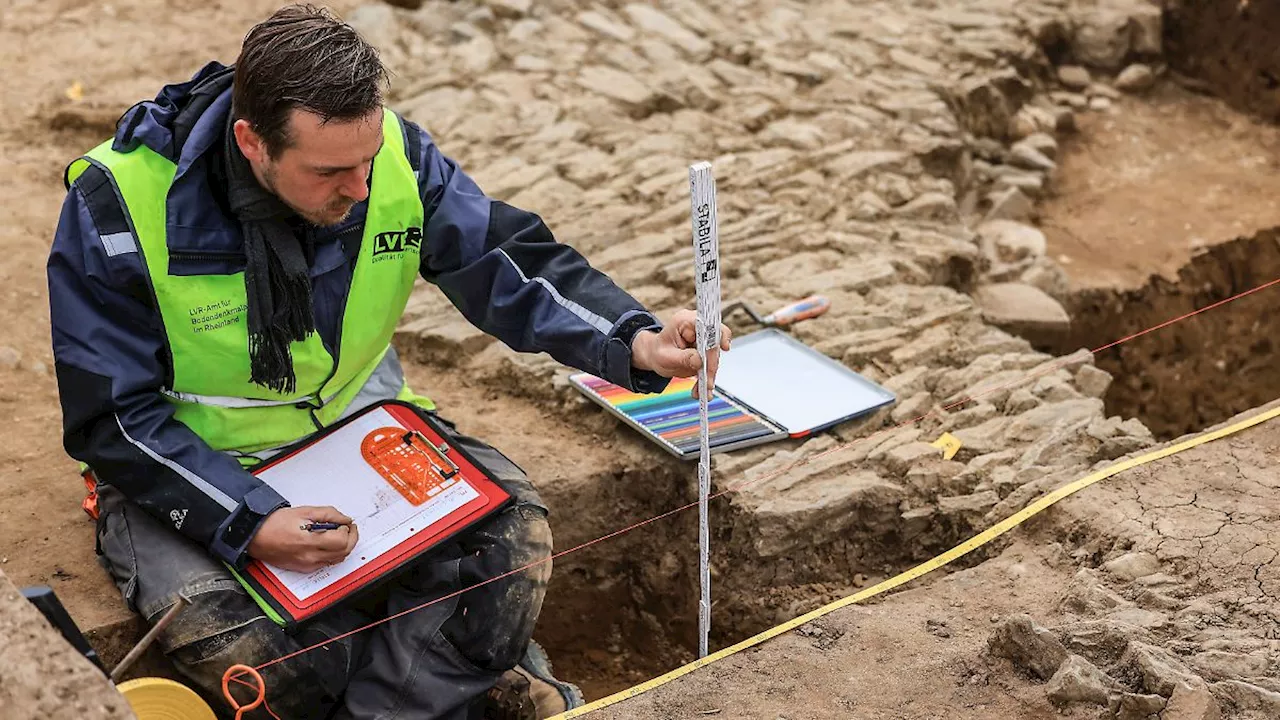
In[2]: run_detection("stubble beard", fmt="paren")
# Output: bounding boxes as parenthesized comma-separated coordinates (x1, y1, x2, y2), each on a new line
(261, 163, 354, 228)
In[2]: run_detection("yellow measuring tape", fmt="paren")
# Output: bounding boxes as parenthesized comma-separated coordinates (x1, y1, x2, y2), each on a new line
(551, 403, 1280, 718)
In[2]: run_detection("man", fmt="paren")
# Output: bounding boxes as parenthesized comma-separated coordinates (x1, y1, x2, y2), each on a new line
(47, 5, 728, 719)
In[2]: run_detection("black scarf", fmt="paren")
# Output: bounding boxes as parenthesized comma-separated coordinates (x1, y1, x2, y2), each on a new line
(222, 117, 315, 395)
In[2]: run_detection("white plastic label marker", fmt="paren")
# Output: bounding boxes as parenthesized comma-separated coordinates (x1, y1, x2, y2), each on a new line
(688, 161, 721, 659)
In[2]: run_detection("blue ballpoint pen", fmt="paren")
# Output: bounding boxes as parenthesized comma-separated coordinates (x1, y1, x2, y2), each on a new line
(301, 522, 343, 532)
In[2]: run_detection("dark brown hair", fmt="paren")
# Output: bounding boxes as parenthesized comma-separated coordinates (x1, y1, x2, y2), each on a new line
(233, 4, 389, 157)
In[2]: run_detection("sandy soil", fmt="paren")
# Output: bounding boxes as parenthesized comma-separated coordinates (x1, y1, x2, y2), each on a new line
(1039, 83, 1280, 291)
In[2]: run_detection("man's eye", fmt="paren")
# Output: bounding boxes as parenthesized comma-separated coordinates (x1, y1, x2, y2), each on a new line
(318, 170, 338, 178)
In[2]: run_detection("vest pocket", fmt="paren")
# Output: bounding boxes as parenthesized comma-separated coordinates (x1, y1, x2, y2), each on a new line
(167, 247, 246, 276)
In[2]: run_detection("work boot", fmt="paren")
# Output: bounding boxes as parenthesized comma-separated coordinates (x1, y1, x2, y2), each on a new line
(479, 670, 537, 720)
(514, 640, 584, 717)
(478, 640, 584, 720)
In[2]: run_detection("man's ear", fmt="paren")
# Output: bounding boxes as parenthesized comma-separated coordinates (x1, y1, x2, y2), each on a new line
(232, 119, 268, 165)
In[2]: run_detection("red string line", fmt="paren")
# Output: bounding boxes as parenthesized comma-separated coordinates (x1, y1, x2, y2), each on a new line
(228, 274, 1280, 690)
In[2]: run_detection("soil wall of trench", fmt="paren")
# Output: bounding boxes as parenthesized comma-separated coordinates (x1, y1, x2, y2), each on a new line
(1037, 0, 1280, 440)
(1052, 230, 1280, 441)
(526, 421, 1026, 699)
(1165, 0, 1280, 122)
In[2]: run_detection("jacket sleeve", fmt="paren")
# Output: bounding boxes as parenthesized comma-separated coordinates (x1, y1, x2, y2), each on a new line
(406, 120, 671, 394)
(48, 167, 288, 568)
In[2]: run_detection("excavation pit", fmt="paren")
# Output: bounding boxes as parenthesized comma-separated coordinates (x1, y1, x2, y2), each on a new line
(534, 463, 703, 700)
(528, 433, 1014, 701)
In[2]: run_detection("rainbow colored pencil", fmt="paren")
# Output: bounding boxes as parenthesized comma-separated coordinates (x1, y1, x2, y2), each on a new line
(573, 374, 781, 456)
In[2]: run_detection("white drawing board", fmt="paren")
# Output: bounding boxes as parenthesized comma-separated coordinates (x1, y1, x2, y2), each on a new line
(714, 329, 897, 436)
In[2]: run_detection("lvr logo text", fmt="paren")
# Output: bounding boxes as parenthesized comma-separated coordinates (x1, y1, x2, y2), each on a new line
(372, 227, 423, 256)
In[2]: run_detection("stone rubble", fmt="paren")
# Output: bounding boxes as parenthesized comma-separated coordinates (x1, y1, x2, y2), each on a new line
(1058, 65, 1092, 90)
(1103, 552, 1161, 582)
(1115, 63, 1156, 93)
(985, 185, 1036, 222)
(984, 499, 1280, 719)
(1111, 692, 1167, 720)
(989, 613, 1070, 680)
(973, 282, 1071, 342)
(1164, 681, 1222, 720)
(1046, 653, 1118, 707)
(0, 569, 135, 719)
(1057, 618, 1153, 665)
(1125, 641, 1204, 695)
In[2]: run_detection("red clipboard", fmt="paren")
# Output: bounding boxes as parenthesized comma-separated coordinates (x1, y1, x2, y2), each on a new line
(227, 401, 512, 629)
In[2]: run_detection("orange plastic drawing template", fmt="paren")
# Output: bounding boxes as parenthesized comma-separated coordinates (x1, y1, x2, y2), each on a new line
(360, 427, 460, 506)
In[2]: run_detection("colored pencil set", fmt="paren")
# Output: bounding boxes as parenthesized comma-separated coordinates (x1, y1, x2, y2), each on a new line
(571, 374, 783, 457)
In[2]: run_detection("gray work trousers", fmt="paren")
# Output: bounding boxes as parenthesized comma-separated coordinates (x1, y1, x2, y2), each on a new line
(95, 417, 553, 719)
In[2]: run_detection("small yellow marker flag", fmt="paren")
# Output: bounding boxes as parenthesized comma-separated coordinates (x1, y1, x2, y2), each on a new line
(65, 81, 84, 102)
(930, 432, 962, 461)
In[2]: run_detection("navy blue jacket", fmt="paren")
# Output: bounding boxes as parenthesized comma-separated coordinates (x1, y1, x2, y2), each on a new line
(48, 62, 669, 566)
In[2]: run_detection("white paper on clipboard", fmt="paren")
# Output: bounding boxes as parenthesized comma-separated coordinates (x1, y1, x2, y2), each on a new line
(253, 407, 479, 601)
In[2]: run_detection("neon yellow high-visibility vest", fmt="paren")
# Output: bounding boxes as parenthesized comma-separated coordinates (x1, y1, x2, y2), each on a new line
(65, 109, 433, 459)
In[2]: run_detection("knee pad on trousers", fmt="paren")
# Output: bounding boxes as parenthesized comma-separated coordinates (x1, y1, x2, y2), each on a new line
(443, 503, 553, 671)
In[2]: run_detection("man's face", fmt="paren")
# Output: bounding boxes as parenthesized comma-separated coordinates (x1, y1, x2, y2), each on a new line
(236, 107, 384, 227)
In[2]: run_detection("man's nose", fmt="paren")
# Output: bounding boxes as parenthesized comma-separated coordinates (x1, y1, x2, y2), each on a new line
(342, 167, 370, 202)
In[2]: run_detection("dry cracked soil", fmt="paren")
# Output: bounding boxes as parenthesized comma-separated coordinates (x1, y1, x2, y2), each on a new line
(4, 0, 1280, 718)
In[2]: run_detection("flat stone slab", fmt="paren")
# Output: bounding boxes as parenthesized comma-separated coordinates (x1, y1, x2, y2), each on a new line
(0, 568, 135, 719)
(974, 282, 1071, 342)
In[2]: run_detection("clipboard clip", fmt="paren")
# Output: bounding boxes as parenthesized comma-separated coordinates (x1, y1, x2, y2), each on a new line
(403, 430, 460, 480)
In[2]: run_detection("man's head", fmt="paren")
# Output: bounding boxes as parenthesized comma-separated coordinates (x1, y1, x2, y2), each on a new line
(232, 4, 389, 226)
